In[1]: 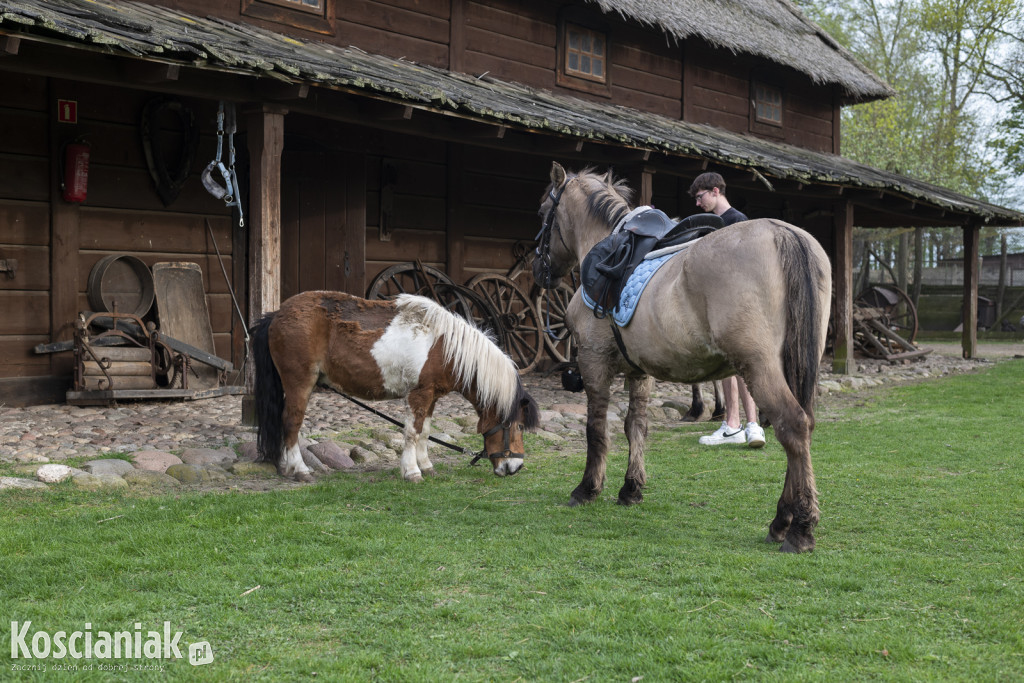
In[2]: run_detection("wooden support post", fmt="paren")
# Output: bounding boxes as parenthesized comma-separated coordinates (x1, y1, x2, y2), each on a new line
(962, 222, 980, 359)
(832, 200, 854, 374)
(446, 143, 467, 285)
(49, 80, 81, 382)
(242, 104, 286, 423)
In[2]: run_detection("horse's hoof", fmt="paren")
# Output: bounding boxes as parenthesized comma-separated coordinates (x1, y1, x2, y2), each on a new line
(780, 536, 814, 553)
(617, 495, 643, 506)
(680, 414, 700, 423)
(405, 473, 424, 483)
(764, 532, 784, 544)
(420, 467, 437, 477)
(567, 496, 591, 507)
(294, 472, 315, 483)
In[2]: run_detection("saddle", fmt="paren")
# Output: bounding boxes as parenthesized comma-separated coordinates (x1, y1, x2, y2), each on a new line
(581, 208, 723, 317)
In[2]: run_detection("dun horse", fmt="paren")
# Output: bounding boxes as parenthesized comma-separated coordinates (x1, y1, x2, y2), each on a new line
(533, 162, 831, 552)
(252, 291, 540, 482)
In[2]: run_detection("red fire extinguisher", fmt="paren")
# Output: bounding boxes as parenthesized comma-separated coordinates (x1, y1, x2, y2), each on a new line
(62, 141, 90, 203)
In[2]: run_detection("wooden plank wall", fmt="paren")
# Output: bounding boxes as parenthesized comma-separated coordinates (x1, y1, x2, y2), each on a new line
(71, 83, 235, 362)
(0, 73, 236, 383)
(461, 0, 681, 118)
(0, 71, 50, 379)
(684, 39, 836, 153)
(164, 0, 452, 68)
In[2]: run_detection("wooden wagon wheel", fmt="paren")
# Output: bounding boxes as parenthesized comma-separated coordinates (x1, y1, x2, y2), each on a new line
(534, 282, 575, 363)
(853, 285, 920, 359)
(366, 262, 455, 300)
(466, 273, 544, 373)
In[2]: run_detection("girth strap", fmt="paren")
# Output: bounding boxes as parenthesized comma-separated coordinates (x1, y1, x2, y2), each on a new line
(610, 322, 646, 376)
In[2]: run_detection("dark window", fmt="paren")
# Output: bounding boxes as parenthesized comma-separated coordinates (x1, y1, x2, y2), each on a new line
(565, 24, 606, 83)
(753, 82, 783, 125)
(557, 21, 611, 97)
(241, 0, 334, 34)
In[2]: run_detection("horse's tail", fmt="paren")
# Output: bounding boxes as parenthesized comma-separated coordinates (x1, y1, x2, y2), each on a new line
(774, 222, 829, 418)
(251, 312, 284, 465)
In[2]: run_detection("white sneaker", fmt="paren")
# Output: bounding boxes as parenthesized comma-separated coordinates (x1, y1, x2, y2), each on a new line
(745, 422, 766, 448)
(699, 421, 746, 446)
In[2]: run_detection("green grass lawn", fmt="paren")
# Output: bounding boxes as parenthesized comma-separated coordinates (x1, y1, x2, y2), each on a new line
(2, 360, 1023, 681)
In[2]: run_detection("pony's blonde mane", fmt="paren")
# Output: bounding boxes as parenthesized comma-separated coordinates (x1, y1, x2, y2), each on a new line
(394, 294, 520, 419)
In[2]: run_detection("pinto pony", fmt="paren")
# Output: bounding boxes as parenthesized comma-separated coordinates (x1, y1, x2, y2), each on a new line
(533, 162, 831, 552)
(251, 291, 539, 482)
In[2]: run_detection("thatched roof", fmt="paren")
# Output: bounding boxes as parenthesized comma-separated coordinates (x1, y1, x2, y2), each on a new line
(589, 0, 894, 102)
(0, 0, 1018, 225)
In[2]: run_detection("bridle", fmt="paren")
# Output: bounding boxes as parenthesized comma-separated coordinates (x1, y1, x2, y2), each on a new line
(469, 421, 525, 465)
(534, 180, 572, 289)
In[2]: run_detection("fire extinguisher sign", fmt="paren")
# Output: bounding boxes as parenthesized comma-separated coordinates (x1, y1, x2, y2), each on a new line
(57, 99, 78, 124)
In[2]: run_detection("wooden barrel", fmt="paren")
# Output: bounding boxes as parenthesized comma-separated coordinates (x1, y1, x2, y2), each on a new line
(87, 255, 155, 317)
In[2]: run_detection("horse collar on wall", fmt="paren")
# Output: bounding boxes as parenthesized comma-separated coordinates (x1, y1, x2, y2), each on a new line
(141, 97, 199, 206)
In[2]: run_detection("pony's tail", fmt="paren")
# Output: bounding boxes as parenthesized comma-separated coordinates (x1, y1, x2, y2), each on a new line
(775, 224, 829, 418)
(251, 312, 284, 465)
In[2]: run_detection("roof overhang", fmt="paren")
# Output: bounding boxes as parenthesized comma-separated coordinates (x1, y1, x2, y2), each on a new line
(1, 0, 1020, 228)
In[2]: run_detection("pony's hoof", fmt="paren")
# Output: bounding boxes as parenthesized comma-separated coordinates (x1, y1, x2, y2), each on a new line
(680, 414, 700, 423)
(405, 473, 424, 483)
(765, 532, 784, 544)
(420, 467, 437, 477)
(294, 471, 315, 483)
(567, 496, 591, 507)
(617, 494, 643, 506)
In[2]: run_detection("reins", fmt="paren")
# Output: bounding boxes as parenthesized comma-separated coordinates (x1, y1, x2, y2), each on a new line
(328, 388, 521, 466)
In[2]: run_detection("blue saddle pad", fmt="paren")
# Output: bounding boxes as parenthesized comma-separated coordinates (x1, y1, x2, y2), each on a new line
(581, 251, 675, 326)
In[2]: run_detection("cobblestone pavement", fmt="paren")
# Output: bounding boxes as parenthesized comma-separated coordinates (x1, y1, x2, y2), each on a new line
(1, 341, 1018, 465)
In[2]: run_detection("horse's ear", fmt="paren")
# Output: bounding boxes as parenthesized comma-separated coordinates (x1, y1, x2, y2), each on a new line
(550, 161, 567, 188)
(603, 168, 615, 185)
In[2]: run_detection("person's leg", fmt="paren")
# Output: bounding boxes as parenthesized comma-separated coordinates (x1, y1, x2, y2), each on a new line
(699, 377, 746, 445)
(737, 377, 766, 448)
(723, 376, 740, 429)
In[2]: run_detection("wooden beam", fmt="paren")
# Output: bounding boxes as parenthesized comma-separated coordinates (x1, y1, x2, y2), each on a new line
(120, 59, 180, 83)
(49, 79, 81, 379)
(258, 81, 310, 100)
(244, 104, 286, 321)
(832, 200, 854, 374)
(0, 35, 20, 56)
(962, 223, 980, 358)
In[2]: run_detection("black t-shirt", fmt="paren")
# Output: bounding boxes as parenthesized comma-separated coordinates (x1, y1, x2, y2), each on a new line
(720, 207, 748, 226)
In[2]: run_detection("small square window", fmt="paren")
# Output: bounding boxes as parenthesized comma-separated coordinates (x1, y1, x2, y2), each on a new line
(564, 24, 607, 84)
(753, 82, 783, 125)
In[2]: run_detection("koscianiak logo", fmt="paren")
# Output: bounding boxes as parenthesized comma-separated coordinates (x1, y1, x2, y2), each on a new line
(9, 621, 214, 673)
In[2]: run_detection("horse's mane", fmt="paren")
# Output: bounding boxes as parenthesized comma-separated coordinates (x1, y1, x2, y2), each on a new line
(394, 294, 523, 421)
(574, 167, 634, 230)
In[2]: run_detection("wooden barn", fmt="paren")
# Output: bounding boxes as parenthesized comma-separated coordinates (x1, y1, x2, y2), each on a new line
(1, 0, 1021, 406)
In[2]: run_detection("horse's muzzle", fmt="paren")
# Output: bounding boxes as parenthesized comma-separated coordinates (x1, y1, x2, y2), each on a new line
(532, 255, 561, 290)
(493, 457, 523, 477)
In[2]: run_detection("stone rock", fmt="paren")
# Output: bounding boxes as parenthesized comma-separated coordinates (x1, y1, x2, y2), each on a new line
(229, 461, 278, 477)
(165, 464, 202, 484)
(72, 473, 128, 490)
(538, 410, 564, 423)
(122, 469, 180, 489)
(180, 447, 236, 467)
(36, 464, 76, 483)
(349, 446, 379, 465)
(131, 450, 183, 473)
(81, 458, 135, 476)
(15, 452, 49, 463)
(301, 448, 331, 474)
(309, 441, 355, 470)
(237, 441, 260, 462)
(551, 403, 587, 416)
(0, 476, 48, 490)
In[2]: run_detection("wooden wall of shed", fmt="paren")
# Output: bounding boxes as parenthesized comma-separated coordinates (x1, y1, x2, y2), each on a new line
(0, 73, 238, 391)
(459, 1, 682, 118)
(0, 71, 51, 382)
(684, 39, 837, 154)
